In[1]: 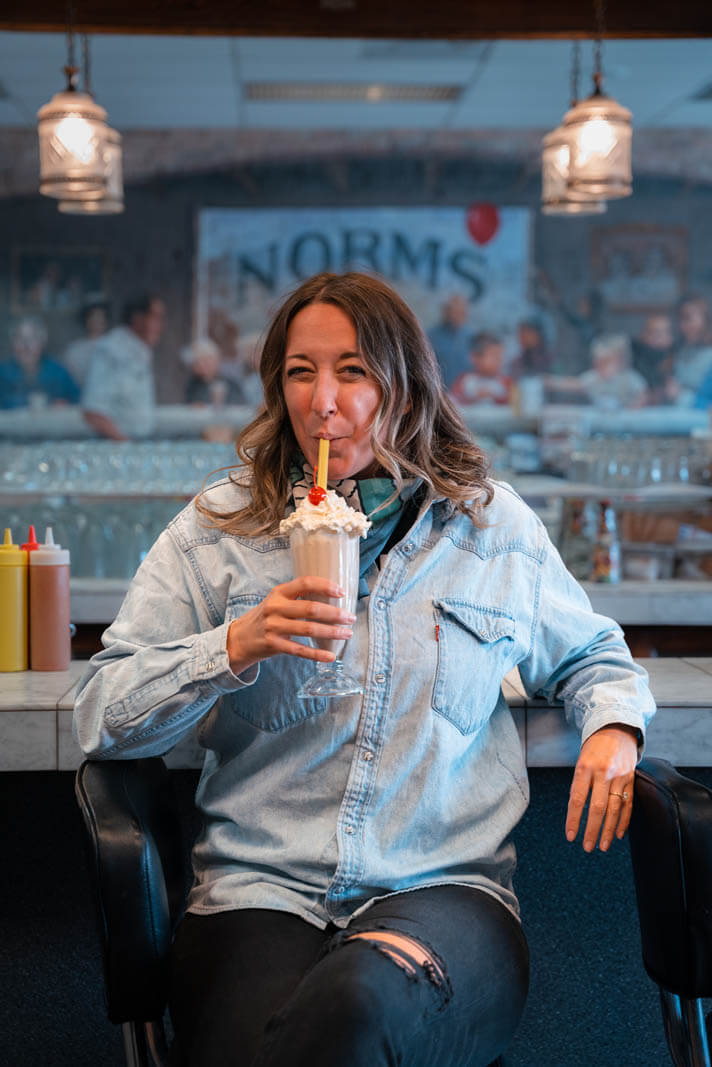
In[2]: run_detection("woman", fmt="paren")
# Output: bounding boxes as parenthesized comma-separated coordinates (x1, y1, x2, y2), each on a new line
(182, 337, 248, 407)
(674, 295, 712, 405)
(74, 272, 655, 1067)
(545, 334, 647, 411)
(0, 317, 80, 409)
(62, 297, 110, 388)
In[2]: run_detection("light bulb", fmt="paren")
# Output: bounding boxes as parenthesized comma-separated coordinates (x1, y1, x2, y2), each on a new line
(576, 117, 616, 164)
(54, 114, 98, 163)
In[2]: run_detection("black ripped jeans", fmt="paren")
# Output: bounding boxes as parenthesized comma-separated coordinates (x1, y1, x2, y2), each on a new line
(168, 884, 529, 1067)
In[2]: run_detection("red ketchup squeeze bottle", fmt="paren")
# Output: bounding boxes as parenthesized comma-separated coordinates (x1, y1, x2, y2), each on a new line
(29, 526, 71, 671)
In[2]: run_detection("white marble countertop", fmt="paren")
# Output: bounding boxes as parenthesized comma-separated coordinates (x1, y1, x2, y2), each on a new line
(500, 658, 712, 708)
(1, 657, 712, 771)
(0, 661, 86, 712)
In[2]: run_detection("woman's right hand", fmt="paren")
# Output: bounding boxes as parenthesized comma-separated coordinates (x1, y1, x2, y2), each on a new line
(225, 577, 356, 676)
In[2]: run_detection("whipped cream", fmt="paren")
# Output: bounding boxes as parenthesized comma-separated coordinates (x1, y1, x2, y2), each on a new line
(280, 489, 371, 537)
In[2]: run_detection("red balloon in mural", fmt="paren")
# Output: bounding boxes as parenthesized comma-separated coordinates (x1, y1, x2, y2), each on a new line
(466, 203, 500, 245)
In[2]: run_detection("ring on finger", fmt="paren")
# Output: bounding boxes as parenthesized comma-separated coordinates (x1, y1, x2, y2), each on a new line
(609, 790, 629, 802)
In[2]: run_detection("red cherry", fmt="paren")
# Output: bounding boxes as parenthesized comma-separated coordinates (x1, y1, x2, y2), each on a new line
(308, 486, 327, 504)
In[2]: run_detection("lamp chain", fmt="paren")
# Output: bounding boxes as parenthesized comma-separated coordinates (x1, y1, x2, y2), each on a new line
(82, 33, 92, 95)
(593, 0, 606, 90)
(570, 40, 581, 106)
(65, 0, 78, 87)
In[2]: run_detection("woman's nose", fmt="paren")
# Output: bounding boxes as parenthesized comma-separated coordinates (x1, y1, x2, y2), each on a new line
(310, 373, 338, 417)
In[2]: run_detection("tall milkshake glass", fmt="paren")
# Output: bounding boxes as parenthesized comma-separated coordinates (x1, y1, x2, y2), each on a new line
(281, 489, 370, 699)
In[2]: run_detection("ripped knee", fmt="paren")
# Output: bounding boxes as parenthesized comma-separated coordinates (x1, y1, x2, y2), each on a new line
(344, 930, 448, 991)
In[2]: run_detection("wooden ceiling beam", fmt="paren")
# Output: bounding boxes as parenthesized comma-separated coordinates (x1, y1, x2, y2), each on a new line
(1, 1, 711, 38)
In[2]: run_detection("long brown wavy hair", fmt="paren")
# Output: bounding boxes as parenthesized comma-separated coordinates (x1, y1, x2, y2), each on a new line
(197, 272, 493, 536)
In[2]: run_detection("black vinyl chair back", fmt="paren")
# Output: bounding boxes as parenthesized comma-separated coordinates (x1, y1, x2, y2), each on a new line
(75, 758, 186, 1024)
(629, 757, 712, 1067)
(630, 757, 712, 999)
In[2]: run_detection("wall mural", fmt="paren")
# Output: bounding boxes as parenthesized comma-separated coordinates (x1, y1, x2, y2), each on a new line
(194, 203, 532, 362)
(11, 247, 108, 316)
(591, 224, 688, 313)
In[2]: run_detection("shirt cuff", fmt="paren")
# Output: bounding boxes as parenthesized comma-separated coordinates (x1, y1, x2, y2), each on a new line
(193, 621, 260, 691)
(579, 708, 646, 759)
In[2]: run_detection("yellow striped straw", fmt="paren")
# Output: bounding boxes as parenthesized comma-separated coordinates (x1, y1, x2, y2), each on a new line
(317, 438, 330, 490)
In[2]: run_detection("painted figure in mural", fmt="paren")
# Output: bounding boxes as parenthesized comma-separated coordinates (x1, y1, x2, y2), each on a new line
(427, 292, 471, 388)
(673, 295, 712, 406)
(545, 334, 647, 411)
(0, 316, 80, 409)
(81, 294, 165, 441)
(74, 271, 654, 1067)
(631, 313, 677, 405)
(232, 330, 265, 407)
(508, 318, 553, 379)
(182, 337, 248, 407)
(207, 306, 242, 383)
(25, 260, 82, 311)
(450, 331, 512, 405)
(535, 270, 606, 370)
(61, 297, 111, 389)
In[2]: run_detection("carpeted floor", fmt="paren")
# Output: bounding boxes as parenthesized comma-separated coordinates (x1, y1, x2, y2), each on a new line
(2, 766, 709, 1066)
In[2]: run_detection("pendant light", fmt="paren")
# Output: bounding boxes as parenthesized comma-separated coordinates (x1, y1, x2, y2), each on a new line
(541, 41, 607, 216)
(58, 37, 124, 215)
(563, 1, 633, 200)
(37, 11, 109, 201)
(58, 127, 124, 214)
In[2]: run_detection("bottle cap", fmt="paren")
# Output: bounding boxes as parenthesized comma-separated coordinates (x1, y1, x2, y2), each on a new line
(0, 527, 26, 567)
(21, 524, 40, 553)
(30, 526, 71, 567)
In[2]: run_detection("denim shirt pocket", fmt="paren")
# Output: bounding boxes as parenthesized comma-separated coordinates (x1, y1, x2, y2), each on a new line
(225, 593, 328, 732)
(432, 598, 516, 735)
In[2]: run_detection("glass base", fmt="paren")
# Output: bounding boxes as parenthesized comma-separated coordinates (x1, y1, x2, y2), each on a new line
(297, 659, 363, 699)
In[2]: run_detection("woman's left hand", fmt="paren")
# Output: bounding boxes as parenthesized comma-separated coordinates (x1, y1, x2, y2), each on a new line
(565, 724, 639, 852)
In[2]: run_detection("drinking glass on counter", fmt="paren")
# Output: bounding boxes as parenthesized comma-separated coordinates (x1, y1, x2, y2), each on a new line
(567, 435, 707, 490)
(0, 439, 236, 579)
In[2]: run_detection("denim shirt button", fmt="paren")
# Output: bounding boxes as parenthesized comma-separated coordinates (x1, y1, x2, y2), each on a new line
(375, 673, 386, 684)
(206, 660, 215, 672)
(344, 825, 355, 835)
(404, 542, 414, 553)
(362, 750, 373, 761)
(377, 598, 386, 610)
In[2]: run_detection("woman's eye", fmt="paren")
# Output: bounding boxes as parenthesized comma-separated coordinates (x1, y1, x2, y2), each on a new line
(285, 366, 312, 378)
(341, 364, 367, 377)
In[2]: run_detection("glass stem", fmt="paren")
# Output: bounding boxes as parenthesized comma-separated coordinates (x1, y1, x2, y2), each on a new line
(316, 659, 342, 674)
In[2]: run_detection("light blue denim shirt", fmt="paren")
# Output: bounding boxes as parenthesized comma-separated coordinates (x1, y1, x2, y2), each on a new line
(73, 477, 656, 929)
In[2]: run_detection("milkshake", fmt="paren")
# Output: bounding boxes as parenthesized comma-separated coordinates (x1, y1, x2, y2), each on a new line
(281, 489, 370, 695)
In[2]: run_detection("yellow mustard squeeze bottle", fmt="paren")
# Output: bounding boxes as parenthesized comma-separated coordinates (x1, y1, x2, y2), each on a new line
(0, 528, 28, 671)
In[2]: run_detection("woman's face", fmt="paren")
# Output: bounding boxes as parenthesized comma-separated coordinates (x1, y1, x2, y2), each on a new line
(679, 301, 708, 344)
(12, 324, 43, 369)
(85, 307, 108, 338)
(283, 301, 383, 481)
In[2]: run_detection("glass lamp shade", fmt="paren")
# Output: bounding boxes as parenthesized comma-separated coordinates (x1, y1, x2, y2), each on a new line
(37, 88, 109, 200)
(57, 128, 124, 214)
(561, 88, 633, 200)
(541, 127, 607, 216)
